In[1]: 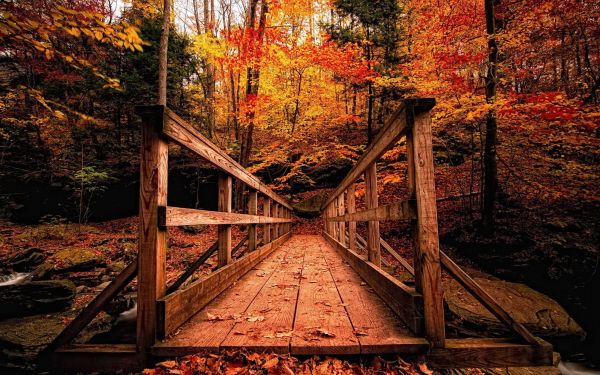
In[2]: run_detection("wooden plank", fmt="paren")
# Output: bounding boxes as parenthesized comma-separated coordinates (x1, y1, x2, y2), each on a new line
(136, 106, 168, 356)
(325, 200, 413, 223)
(411, 105, 445, 347)
(269, 201, 276, 241)
(43, 261, 137, 355)
(406, 122, 423, 293)
(427, 338, 553, 368)
(440, 251, 539, 345)
(218, 173, 232, 267)
(346, 184, 357, 253)
(322, 103, 410, 209)
(291, 236, 360, 355)
(211, 235, 249, 271)
(248, 190, 258, 251)
(159, 206, 293, 226)
(49, 344, 139, 373)
(166, 240, 218, 294)
(153, 246, 287, 356)
(365, 164, 381, 267)
(323, 232, 423, 334)
(263, 198, 271, 244)
(324, 239, 430, 354)
(337, 194, 346, 246)
(157, 106, 292, 209)
(157, 232, 292, 338)
(221, 236, 306, 353)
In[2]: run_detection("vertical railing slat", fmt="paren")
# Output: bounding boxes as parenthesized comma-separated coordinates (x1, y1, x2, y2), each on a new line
(365, 163, 381, 267)
(248, 190, 258, 251)
(217, 173, 232, 267)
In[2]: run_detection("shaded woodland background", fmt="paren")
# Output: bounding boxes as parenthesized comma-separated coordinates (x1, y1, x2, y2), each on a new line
(0, 0, 599, 371)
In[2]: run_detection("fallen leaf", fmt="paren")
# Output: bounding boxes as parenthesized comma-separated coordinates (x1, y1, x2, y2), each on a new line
(418, 362, 434, 375)
(156, 360, 178, 368)
(247, 315, 265, 322)
(275, 331, 293, 337)
(355, 330, 368, 336)
(315, 328, 336, 338)
(263, 357, 279, 369)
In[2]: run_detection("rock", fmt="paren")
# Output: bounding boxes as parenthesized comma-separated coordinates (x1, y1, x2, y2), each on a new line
(543, 219, 582, 233)
(69, 270, 106, 286)
(287, 173, 316, 193)
(305, 157, 353, 188)
(0, 280, 76, 319)
(293, 192, 327, 218)
(444, 276, 585, 342)
(0, 314, 65, 373)
(7, 247, 45, 271)
(95, 281, 111, 291)
(52, 247, 105, 273)
(107, 260, 127, 274)
(182, 225, 208, 234)
(91, 238, 111, 246)
(30, 263, 54, 280)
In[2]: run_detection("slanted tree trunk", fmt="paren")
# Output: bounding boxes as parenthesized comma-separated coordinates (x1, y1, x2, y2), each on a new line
(158, 0, 170, 105)
(482, 0, 499, 234)
(203, 0, 216, 138)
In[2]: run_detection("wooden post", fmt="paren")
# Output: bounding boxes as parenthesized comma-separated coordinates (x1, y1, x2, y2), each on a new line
(347, 183, 356, 252)
(407, 129, 423, 293)
(248, 190, 257, 251)
(338, 193, 346, 246)
(410, 102, 445, 348)
(137, 106, 168, 359)
(217, 173, 232, 267)
(263, 198, 271, 244)
(365, 163, 381, 267)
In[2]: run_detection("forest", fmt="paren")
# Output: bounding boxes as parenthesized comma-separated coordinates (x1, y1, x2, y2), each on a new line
(0, 0, 598, 374)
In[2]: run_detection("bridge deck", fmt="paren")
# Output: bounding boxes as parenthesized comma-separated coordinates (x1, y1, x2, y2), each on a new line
(153, 234, 429, 356)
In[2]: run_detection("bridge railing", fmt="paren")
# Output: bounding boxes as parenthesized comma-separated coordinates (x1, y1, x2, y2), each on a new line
(135, 105, 296, 350)
(321, 98, 539, 349)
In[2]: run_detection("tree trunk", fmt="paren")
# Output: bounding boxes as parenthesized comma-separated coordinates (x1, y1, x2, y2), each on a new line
(235, 0, 268, 210)
(158, 0, 170, 105)
(482, 0, 499, 234)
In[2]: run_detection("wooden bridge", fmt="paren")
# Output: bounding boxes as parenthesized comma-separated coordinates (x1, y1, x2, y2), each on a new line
(42, 98, 553, 372)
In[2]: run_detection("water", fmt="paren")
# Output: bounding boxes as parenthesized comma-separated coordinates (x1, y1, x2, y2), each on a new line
(559, 361, 600, 375)
(114, 303, 137, 325)
(0, 273, 31, 286)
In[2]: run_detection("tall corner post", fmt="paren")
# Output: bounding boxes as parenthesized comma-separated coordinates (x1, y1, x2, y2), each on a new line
(136, 105, 168, 361)
(218, 173, 232, 267)
(407, 98, 445, 348)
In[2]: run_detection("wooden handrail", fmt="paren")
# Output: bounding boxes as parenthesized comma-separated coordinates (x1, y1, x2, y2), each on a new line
(321, 98, 435, 210)
(136, 105, 292, 210)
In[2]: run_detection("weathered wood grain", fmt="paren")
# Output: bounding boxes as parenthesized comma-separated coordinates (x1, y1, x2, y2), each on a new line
(322, 104, 409, 209)
(427, 338, 553, 368)
(157, 232, 292, 338)
(248, 190, 258, 251)
(365, 164, 381, 267)
(346, 183, 357, 252)
(159, 107, 292, 209)
(323, 232, 424, 335)
(291, 237, 360, 355)
(158, 206, 293, 226)
(218, 173, 232, 267)
(410, 106, 445, 347)
(325, 200, 413, 223)
(137, 107, 168, 356)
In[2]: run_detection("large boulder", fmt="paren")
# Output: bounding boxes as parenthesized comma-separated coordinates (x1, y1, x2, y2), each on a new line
(0, 314, 65, 373)
(444, 276, 585, 344)
(292, 192, 327, 218)
(0, 280, 76, 319)
(52, 247, 104, 273)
